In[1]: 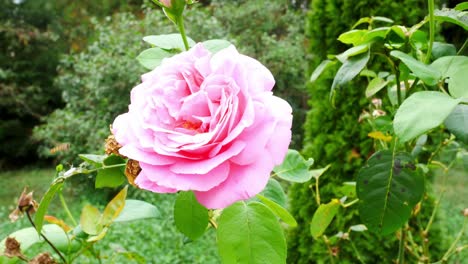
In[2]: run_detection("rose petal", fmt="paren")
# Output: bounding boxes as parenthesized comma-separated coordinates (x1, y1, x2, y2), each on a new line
(140, 161, 230, 191)
(194, 154, 274, 209)
(170, 140, 245, 174)
(135, 170, 178, 193)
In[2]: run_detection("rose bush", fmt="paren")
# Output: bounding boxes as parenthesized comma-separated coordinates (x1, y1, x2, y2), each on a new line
(112, 43, 292, 209)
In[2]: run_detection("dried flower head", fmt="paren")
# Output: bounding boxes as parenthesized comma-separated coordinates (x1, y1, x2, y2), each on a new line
(462, 208, 468, 217)
(3, 237, 27, 261)
(125, 159, 141, 187)
(105, 134, 124, 157)
(29, 252, 57, 264)
(9, 188, 38, 222)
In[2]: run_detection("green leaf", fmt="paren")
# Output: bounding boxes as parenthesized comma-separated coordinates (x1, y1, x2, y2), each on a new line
(310, 164, 331, 180)
(217, 201, 286, 264)
(337, 30, 367, 45)
(114, 199, 161, 222)
(411, 134, 428, 157)
(260, 179, 287, 208)
(310, 60, 334, 82)
(34, 180, 64, 234)
(387, 82, 407, 106)
(273, 149, 314, 183)
(80, 205, 102, 235)
(365, 77, 389, 98)
(136, 47, 173, 70)
(357, 150, 424, 235)
(331, 51, 370, 93)
(444, 105, 468, 144)
(202, 39, 232, 54)
(352, 17, 371, 29)
(448, 65, 468, 98)
(394, 91, 462, 142)
(174, 191, 208, 241)
(143, 34, 196, 50)
(95, 155, 126, 189)
(431, 56, 468, 78)
(336, 45, 369, 63)
(78, 154, 106, 167)
(310, 199, 341, 239)
(390, 51, 441, 86)
(455, 2, 468, 11)
(257, 195, 297, 227)
(0, 225, 75, 254)
(434, 8, 468, 30)
(432, 42, 457, 59)
(100, 186, 128, 226)
(361, 27, 390, 43)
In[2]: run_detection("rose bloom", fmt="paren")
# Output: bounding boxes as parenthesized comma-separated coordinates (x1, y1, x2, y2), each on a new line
(112, 43, 292, 209)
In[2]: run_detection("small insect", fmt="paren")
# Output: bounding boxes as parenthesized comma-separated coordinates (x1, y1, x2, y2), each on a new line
(49, 143, 70, 154)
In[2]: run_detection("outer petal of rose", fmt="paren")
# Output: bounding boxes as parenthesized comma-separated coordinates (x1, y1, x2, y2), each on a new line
(264, 96, 293, 165)
(194, 154, 274, 209)
(239, 54, 275, 93)
(135, 170, 177, 193)
(140, 161, 230, 191)
(229, 101, 275, 165)
(112, 113, 134, 145)
(119, 145, 176, 165)
(169, 140, 245, 174)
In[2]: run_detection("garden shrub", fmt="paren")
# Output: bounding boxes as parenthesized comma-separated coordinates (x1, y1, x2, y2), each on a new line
(287, 0, 446, 263)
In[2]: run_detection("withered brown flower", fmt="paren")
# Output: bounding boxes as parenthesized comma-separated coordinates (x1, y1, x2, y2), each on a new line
(29, 252, 57, 264)
(3, 237, 27, 260)
(9, 188, 38, 222)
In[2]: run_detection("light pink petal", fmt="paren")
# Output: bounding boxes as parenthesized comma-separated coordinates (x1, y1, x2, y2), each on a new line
(170, 140, 245, 174)
(240, 54, 275, 93)
(135, 170, 178, 193)
(140, 161, 230, 191)
(194, 154, 274, 209)
(119, 145, 176, 165)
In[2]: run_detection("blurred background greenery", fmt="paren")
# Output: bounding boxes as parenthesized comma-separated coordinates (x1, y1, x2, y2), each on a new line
(0, 0, 466, 263)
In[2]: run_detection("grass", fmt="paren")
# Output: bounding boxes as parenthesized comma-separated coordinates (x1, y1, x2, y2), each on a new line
(0, 168, 219, 264)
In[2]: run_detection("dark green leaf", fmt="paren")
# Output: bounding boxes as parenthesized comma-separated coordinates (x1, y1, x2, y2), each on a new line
(114, 199, 161, 222)
(260, 178, 287, 208)
(143, 34, 196, 50)
(444, 105, 468, 144)
(136, 47, 173, 70)
(310, 60, 334, 82)
(34, 180, 64, 234)
(217, 201, 286, 264)
(273, 149, 314, 183)
(310, 199, 341, 239)
(331, 51, 370, 93)
(174, 191, 208, 241)
(202, 39, 232, 54)
(357, 150, 424, 235)
(95, 155, 126, 189)
(434, 8, 468, 30)
(394, 91, 462, 142)
(257, 195, 297, 227)
(390, 51, 441, 86)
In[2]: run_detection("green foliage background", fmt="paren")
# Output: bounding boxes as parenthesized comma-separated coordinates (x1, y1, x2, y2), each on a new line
(287, 0, 446, 263)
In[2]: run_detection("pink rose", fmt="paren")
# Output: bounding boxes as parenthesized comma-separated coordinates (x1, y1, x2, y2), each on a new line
(112, 43, 292, 209)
